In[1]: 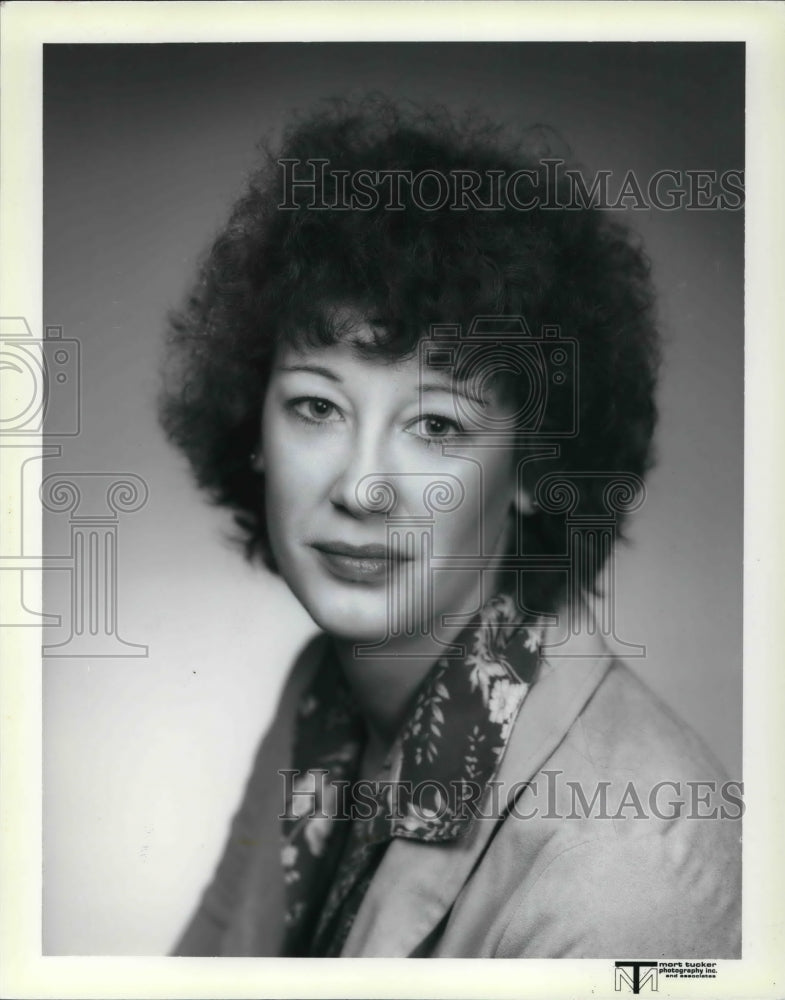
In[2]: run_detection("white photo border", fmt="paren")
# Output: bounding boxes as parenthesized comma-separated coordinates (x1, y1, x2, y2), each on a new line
(1, 2, 783, 998)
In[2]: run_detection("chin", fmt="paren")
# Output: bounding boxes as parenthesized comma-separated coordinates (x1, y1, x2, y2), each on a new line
(295, 585, 398, 644)
(308, 603, 393, 644)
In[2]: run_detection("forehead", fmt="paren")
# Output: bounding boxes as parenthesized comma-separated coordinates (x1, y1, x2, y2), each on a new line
(272, 339, 522, 434)
(273, 337, 430, 387)
(274, 306, 520, 406)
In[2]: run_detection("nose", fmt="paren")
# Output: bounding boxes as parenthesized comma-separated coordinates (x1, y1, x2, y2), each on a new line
(328, 430, 395, 518)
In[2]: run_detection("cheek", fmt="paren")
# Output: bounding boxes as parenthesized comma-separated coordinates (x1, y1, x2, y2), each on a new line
(262, 403, 317, 501)
(485, 458, 517, 516)
(261, 408, 309, 546)
(261, 408, 340, 561)
(481, 456, 517, 551)
(433, 456, 516, 556)
(485, 461, 517, 546)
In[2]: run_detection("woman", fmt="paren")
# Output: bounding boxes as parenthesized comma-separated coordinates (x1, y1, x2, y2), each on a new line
(159, 98, 740, 958)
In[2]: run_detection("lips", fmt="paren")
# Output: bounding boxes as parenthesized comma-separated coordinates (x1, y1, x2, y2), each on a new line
(310, 540, 412, 584)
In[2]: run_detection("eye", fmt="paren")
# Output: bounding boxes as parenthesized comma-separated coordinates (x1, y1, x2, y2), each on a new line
(408, 413, 465, 444)
(288, 396, 343, 425)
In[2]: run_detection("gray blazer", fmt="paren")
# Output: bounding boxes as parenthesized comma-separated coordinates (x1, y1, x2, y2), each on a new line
(175, 630, 741, 958)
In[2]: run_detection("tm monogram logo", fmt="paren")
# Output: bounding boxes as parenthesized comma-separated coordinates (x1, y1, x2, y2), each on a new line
(615, 961, 659, 993)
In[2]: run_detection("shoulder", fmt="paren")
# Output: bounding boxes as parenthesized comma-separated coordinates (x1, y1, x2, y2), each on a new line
(470, 659, 742, 957)
(173, 631, 328, 956)
(238, 631, 329, 790)
(272, 631, 329, 732)
(572, 658, 731, 784)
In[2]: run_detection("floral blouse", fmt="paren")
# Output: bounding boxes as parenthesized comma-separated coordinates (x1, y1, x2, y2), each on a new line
(279, 593, 544, 956)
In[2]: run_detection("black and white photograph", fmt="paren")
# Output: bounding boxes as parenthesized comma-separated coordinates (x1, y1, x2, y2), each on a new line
(1, 2, 783, 998)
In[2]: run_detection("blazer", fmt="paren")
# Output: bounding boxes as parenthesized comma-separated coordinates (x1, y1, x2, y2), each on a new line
(174, 628, 741, 958)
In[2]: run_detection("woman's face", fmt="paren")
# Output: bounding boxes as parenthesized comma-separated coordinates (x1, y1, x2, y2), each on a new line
(261, 325, 521, 644)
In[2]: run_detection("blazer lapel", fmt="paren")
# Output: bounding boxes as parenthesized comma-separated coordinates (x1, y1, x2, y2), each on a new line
(341, 633, 612, 957)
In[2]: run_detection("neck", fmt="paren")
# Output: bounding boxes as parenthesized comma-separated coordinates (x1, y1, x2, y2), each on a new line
(331, 628, 456, 755)
(331, 515, 517, 764)
(332, 566, 513, 759)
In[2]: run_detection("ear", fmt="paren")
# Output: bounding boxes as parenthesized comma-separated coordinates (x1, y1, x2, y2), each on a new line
(514, 486, 536, 516)
(250, 450, 264, 473)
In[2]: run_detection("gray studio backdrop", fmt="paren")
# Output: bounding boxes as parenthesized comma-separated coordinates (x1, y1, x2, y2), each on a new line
(41, 42, 743, 955)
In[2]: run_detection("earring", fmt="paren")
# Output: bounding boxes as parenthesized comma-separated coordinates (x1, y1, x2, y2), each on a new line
(514, 489, 537, 516)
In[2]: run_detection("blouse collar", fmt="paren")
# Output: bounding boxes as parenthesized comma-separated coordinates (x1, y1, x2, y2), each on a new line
(283, 591, 543, 850)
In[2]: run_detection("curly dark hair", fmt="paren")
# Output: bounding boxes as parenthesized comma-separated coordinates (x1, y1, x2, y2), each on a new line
(159, 96, 660, 618)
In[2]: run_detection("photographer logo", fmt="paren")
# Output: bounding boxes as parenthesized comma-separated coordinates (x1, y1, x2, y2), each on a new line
(615, 961, 659, 993)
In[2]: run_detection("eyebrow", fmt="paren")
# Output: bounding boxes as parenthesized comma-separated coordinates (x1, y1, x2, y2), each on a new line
(276, 364, 342, 382)
(276, 364, 489, 406)
(420, 381, 489, 407)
